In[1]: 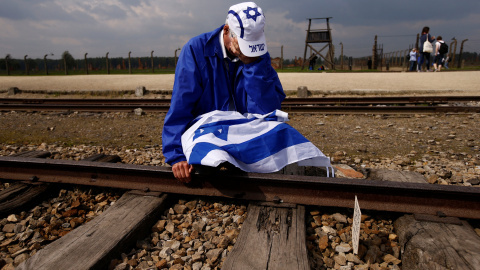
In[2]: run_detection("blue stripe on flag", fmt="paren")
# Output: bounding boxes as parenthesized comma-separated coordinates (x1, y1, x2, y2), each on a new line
(189, 122, 309, 165)
(193, 118, 255, 141)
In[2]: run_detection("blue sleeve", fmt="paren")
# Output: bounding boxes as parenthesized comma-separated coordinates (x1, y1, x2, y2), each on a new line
(242, 53, 285, 114)
(162, 42, 204, 165)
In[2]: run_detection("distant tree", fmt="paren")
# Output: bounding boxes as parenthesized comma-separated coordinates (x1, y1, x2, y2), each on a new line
(26, 58, 37, 71)
(3, 54, 11, 74)
(62, 51, 75, 74)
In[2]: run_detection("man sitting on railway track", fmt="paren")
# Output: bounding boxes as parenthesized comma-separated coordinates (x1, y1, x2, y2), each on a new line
(162, 2, 332, 183)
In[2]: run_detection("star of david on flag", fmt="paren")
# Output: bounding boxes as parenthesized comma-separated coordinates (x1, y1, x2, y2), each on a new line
(243, 6, 261, 21)
(181, 110, 334, 176)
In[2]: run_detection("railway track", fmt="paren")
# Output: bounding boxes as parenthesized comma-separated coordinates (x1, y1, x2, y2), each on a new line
(1, 96, 480, 114)
(1, 154, 479, 269)
(1, 156, 479, 219)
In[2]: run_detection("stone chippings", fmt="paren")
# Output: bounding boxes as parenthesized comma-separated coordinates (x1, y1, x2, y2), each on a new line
(0, 143, 165, 167)
(109, 199, 247, 270)
(0, 183, 121, 269)
(306, 209, 402, 270)
(331, 149, 480, 186)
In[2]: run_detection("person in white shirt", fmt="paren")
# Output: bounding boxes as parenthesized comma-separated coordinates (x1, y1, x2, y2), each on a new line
(434, 36, 446, 72)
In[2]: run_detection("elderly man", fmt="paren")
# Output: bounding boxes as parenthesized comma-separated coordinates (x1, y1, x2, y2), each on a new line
(162, 2, 285, 183)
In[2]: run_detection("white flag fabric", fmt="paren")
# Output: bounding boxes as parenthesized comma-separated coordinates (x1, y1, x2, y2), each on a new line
(181, 110, 334, 176)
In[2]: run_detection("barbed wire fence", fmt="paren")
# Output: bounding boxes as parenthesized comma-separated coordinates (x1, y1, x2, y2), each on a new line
(1, 38, 479, 75)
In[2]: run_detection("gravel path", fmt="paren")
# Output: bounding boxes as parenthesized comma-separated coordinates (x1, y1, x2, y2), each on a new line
(1, 71, 480, 93)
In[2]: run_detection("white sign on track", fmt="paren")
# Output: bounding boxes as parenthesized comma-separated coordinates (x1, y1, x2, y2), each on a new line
(352, 195, 361, 255)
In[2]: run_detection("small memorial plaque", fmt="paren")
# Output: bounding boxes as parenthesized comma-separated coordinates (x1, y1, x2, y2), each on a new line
(352, 196, 361, 255)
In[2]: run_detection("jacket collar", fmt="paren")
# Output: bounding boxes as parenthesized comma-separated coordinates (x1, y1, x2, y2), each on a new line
(204, 25, 225, 57)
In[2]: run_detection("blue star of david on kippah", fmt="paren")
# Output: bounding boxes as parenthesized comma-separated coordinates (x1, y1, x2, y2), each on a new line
(243, 6, 261, 22)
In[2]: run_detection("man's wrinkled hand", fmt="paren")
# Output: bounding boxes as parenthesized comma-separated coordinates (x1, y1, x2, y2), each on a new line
(172, 161, 194, 183)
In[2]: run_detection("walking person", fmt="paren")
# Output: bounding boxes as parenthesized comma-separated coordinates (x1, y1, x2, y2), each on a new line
(417, 26, 435, 72)
(433, 36, 447, 72)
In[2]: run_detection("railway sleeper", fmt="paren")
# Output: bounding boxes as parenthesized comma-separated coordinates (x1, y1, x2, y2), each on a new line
(16, 191, 168, 270)
(395, 214, 480, 270)
(223, 202, 309, 270)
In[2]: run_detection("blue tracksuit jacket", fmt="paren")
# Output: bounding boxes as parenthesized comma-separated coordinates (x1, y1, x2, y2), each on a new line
(162, 25, 285, 165)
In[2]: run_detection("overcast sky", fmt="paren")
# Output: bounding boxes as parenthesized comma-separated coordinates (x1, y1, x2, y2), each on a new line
(1, 0, 479, 60)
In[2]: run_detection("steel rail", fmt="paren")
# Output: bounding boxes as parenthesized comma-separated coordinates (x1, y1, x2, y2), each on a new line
(1, 104, 480, 114)
(285, 96, 480, 105)
(281, 105, 480, 114)
(2, 96, 480, 105)
(0, 156, 479, 219)
(0, 104, 171, 112)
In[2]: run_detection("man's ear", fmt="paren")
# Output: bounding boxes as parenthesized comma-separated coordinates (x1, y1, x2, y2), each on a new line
(223, 24, 229, 32)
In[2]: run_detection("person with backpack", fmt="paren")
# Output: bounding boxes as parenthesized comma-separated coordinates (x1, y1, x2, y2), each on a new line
(434, 36, 448, 72)
(417, 26, 435, 72)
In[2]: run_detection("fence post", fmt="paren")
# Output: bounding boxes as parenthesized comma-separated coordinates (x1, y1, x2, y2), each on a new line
(151, 50, 154, 73)
(24, 55, 29, 75)
(458, 39, 468, 69)
(128, 52, 132, 74)
(84, 53, 88, 75)
(451, 39, 457, 68)
(372, 35, 377, 69)
(5, 55, 10, 76)
(44, 54, 49, 75)
(340, 42, 344, 70)
(281, 45, 283, 70)
(106, 52, 110, 74)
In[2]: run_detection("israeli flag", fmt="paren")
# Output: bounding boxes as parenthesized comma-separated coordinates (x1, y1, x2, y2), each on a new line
(181, 110, 334, 176)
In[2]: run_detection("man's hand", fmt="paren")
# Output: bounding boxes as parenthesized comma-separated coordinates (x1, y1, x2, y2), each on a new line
(172, 161, 194, 183)
(229, 38, 259, 65)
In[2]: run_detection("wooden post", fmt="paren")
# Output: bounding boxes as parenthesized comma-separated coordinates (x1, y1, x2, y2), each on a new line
(340, 42, 344, 70)
(326, 18, 335, 70)
(280, 45, 284, 70)
(451, 39, 457, 68)
(5, 55, 10, 76)
(44, 54, 49, 75)
(301, 19, 312, 70)
(151, 50, 154, 73)
(373, 35, 377, 69)
(128, 51, 132, 74)
(24, 55, 28, 75)
(84, 53, 88, 75)
(458, 39, 468, 69)
(106, 52, 110, 74)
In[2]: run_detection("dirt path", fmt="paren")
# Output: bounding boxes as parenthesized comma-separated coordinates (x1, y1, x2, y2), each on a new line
(1, 71, 479, 95)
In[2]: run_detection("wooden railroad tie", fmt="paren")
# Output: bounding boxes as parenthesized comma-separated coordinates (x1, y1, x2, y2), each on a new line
(223, 202, 309, 270)
(0, 152, 121, 215)
(16, 191, 168, 270)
